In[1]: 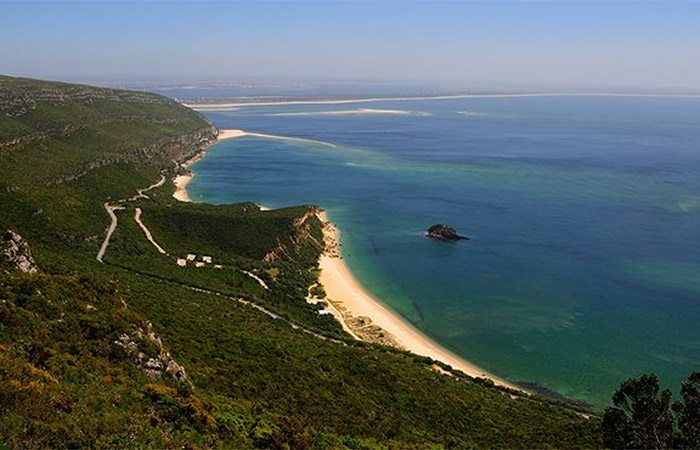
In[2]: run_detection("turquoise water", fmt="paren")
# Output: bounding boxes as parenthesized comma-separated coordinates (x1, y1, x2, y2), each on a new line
(188, 96, 700, 408)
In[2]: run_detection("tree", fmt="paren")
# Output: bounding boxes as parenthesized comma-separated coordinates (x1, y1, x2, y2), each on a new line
(676, 371, 700, 448)
(602, 373, 674, 449)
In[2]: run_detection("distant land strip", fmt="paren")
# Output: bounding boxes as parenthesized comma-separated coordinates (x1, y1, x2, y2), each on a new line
(183, 92, 700, 110)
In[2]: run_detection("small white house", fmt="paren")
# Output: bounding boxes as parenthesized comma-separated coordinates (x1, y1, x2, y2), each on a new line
(195, 262, 205, 268)
(176, 259, 186, 267)
(186, 254, 196, 261)
(202, 256, 212, 263)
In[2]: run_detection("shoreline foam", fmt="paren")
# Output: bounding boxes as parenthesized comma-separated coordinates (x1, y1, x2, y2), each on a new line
(316, 210, 519, 391)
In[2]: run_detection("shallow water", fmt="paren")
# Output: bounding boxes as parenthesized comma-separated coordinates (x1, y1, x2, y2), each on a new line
(188, 96, 700, 407)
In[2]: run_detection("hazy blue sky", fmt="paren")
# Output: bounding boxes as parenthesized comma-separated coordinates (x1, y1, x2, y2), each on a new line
(1, 1, 699, 91)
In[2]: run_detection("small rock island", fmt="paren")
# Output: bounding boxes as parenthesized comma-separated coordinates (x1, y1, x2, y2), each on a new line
(425, 224, 469, 241)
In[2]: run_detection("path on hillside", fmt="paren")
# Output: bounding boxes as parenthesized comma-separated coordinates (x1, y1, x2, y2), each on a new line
(134, 207, 168, 255)
(129, 175, 166, 202)
(95, 174, 339, 345)
(97, 174, 166, 263)
(96, 203, 124, 262)
(190, 284, 345, 344)
(98, 174, 281, 293)
(111, 261, 347, 346)
(242, 270, 269, 290)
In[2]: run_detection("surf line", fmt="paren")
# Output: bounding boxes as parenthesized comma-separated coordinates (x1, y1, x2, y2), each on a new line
(242, 131, 337, 149)
(218, 129, 337, 149)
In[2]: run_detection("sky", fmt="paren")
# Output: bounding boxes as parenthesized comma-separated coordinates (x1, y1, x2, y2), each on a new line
(1, 1, 700, 92)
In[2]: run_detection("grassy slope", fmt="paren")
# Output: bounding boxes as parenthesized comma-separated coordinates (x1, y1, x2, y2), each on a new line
(0, 75, 602, 448)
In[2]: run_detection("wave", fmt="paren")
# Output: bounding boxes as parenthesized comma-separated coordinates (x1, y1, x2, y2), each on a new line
(267, 108, 430, 117)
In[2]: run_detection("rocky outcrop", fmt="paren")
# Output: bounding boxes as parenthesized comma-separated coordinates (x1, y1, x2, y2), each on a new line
(1, 230, 38, 274)
(114, 322, 188, 383)
(425, 224, 469, 241)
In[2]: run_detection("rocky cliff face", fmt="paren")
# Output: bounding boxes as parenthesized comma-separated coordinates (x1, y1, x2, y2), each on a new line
(264, 206, 324, 262)
(1, 230, 38, 274)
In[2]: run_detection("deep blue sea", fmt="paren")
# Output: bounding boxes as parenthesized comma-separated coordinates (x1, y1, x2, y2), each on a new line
(187, 96, 700, 407)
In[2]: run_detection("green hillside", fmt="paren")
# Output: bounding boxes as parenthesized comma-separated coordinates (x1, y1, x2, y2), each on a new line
(0, 75, 602, 448)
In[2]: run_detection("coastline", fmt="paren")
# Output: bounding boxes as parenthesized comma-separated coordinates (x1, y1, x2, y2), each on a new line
(316, 211, 519, 391)
(183, 92, 700, 111)
(172, 129, 246, 202)
(184, 93, 540, 110)
(172, 127, 519, 391)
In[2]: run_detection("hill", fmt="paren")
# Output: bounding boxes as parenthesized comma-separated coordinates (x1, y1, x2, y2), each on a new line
(0, 75, 602, 448)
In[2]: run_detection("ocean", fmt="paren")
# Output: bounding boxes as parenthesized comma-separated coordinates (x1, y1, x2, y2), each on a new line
(185, 95, 700, 408)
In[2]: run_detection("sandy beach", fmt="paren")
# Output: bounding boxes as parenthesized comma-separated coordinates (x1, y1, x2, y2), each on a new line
(316, 211, 519, 390)
(172, 129, 246, 202)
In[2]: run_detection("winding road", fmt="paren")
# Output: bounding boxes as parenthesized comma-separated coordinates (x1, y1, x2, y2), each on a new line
(242, 270, 269, 289)
(97, 174, 166, 263)
(96, 203, 124, 262)
(134, 207, 167, 255)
